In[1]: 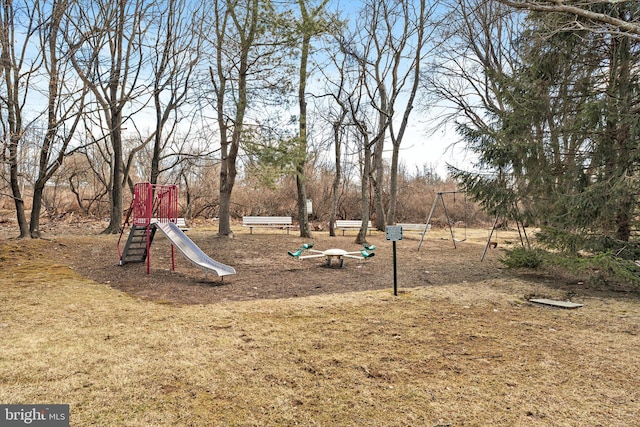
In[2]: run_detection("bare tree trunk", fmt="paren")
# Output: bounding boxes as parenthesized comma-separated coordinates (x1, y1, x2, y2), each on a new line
(30, 151, 50, 238)
(30, 0, 83, 238)
(296, 30, 311, 239)
(29, 186, 45, 238)
(0, 0, 28, 238)
(103, 111, 124, 234)
(102, 0, 126, 234)
(210, 0, 259, 237)
(218, 141, 238, 236)
(8, 139, 28, 238)
(372, 91, 387, 231)
(356, 141, 373, 245)
(329, 119, 344, 237)
(294, 0, 332, 239)
(387, 142, 400, 225)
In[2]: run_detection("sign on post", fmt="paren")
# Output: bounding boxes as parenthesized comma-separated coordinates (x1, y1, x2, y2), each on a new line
(386, 225, 403, 241)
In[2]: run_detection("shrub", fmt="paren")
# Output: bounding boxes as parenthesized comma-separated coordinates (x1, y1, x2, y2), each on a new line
(550, 251, 640, 288)
(500, 247, 544, 269)
(502, 246, 640, 289)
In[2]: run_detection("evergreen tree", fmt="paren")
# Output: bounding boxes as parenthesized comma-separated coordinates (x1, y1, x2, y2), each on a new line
(452, 2, 640, 255)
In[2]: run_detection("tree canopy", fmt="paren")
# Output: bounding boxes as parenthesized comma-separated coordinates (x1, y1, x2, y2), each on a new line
(1, 0, 639, 264)
(444, 0, 640, 256)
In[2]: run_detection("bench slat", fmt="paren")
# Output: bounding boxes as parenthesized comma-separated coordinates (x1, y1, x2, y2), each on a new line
(151, 217, 190, 230)
(397, 223, 430, 233)
(242, 216, 294, 234)
(335, 220, 374, 235)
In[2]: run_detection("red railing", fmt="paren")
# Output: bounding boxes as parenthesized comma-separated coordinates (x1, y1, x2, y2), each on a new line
(131, 182, 178, 225)
(153, 184, 178, 224)
(118, 182, 179, 268)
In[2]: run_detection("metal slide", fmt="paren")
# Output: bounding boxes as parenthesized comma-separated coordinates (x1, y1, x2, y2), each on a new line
(154, 222, 236, 277)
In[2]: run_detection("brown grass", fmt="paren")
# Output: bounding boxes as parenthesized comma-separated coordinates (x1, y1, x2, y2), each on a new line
(1, 230, 639, 426)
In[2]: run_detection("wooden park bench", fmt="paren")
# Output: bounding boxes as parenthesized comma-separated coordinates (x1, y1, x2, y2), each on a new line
(397, 223, 431, 234)
(335, 220, 374, 236)
(150, 217, 190, 231)
(242, 216, 294, 234)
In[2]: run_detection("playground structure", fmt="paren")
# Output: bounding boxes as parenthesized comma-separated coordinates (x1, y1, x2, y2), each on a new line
(416, 190, 530, 260)
(288, 243, 376, 268)
(417, 191, 468, 251)
(117, 182, 235, 278)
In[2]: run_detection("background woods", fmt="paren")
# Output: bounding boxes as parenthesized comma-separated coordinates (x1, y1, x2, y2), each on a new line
(0, 0, 639, 257)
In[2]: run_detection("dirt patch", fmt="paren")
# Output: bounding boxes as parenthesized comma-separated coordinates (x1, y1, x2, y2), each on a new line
(1, 218, 615, 304)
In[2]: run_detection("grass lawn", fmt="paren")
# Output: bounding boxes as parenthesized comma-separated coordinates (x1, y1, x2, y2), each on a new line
(1, 235, 639, 426)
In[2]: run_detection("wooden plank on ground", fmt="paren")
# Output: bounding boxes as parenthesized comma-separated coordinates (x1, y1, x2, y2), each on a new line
(529, 298, 584, 309)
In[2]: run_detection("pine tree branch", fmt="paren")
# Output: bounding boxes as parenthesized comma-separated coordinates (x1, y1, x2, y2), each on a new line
(496, 0, 640, 37)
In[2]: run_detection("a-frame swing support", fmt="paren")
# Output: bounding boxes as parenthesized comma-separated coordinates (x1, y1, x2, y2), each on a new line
(480, 202, 531, 262)
(417, 191, 466, 252)
(416, 191, 531, 260)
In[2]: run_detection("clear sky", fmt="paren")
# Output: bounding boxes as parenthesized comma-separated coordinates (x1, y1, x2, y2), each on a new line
(399, 120, 475, 178)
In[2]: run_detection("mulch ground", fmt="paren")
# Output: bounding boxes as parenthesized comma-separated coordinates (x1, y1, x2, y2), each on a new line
(0, 217, 609, 305)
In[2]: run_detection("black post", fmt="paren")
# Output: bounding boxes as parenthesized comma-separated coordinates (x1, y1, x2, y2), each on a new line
(393, 240, 398, 296)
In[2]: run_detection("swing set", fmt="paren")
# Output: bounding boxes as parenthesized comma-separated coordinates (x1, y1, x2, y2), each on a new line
(480, 206, 531, 261)
(416, 190, 531, 260)
(417, 191, 468, 251)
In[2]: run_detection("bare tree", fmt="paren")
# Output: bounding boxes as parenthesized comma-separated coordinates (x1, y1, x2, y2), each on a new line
(30, 0, 87, 238)
(386, 0, 439, 226)
(66, 0, 155, 234)
(0, 0, 40, 237)
(424, 0, 519, 141)
(347, 82, 376, 245)
(148, 0, 202, 186)
(205, 0, 291, 237)
(0, 0, 83, 238)
(205, 0, 260, 237)
(294, 0, 334, 238)
(315, 47, 351, 236)
(342, 1, 390, 231)
(340, 0, 435, 230)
